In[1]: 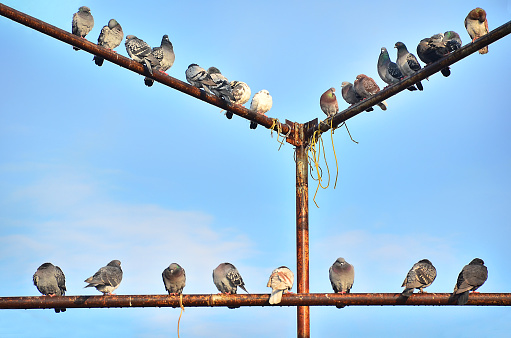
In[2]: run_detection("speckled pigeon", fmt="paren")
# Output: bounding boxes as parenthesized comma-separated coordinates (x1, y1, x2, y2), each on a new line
(93, 19, 123, 66)
(416, 34, 451, 77)
(267, 266, 294, 305)
(144, 35, 175, 87)
(401, 259, 437, 297)
(125, 35, 161, 77)
(225, 80, 251, 119)
(249, 89, 273, 129)
(354, 74, 387, 111)
(185, 64, 216, 93)
(378, 47, 417, 91)
(320, 87, 339, 118)
(205, 67, 235, 102)
(465, 8, 489, 54)
(33, 262, 67, 313)
(451, 258, 488, 305)
(395, 42, 424, 91)
(71, 6, 94, 51)
(84, 260, 123, 295)
(162, 263, 186, 295)
(213, 262, 248, 294)
(329, 257, 354, 308)
(340, 81, 373, 112)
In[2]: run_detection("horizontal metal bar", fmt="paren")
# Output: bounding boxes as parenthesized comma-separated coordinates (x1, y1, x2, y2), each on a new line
(306, 20, 511, 140)
(1, 293, 510, 309)
(0, 3, 296, 144)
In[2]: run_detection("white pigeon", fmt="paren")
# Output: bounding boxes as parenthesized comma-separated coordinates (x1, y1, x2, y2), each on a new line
(249, 89, 273, 129)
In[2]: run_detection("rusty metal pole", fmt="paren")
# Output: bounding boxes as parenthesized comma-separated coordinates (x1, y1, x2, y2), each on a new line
(295, 122, 310, 337)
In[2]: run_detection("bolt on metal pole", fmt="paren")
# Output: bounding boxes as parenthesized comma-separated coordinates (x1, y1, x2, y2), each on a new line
(295, 122, 310, 337)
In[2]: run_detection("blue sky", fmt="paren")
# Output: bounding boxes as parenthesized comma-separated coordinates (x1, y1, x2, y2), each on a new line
(1, 0, 510, 337)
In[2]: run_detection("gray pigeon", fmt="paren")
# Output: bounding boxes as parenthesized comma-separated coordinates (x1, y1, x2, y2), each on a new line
(377, 47, 417, 91)
(205, 67, 235, 102)
(71, 6, 94, 51)
(329, 257, 354, 308)
(340, 81, 373, 112)
(267, 266, 294, 305)
(213, 262, 248, 294)
(33, 262, 67, 313)
(395, 42, 424, 91)
(401, 259, 437, 297)
(353, 74, 387, 111)
(93, 19, 123, 66)
(144, 35, 175, 87)
(185, 64, 216, 93)
(416, 34, 451, 77)
(225, 80, 251, 119)
(443, 31, 462, 53)
(84, 260, 123, 295)
(451, 258, 488, 305)
(125, 35, 161, 77)
(162, 263, 186, 295)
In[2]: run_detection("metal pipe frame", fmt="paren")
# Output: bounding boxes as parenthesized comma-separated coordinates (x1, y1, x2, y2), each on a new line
(0, 3, 296, 143)
(1, 293, 510, 310)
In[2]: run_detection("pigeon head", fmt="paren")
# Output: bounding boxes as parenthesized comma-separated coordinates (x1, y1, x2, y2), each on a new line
(327, 87, 335, 97)
(394, 42, 407, 51)
(469, 258, 485, 265)
(277, 265, 289, 270)
(107, 260, 121, 267)
(126, 35, 137, 41)
(78, 6, 91, 13)
(418, 259, 433, 265)
(208, 67, 221, 74)
(335, 257, 346, 265)
(168, 263, 182, 273)
(341, 81, 351, 88)
(469, 7, 486, 22)
(188, 63, 199, 68)
(108, 19, 118, 29)
(431, 33, 444, 42)
(355, 74, 367, 81)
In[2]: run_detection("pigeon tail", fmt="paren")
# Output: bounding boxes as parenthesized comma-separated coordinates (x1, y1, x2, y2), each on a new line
(269, 290, 283, 305)
(416, 81, 424, 91)
(250, 121, 258, 129)
(226, 111, 233, 119)
(441, 67, 451, 77)
(456, 291, 470, 305)
(407, 85, 418, 91)
(479, 46, 488, 54)
(377, 101, 388, 111)
(93, 55, 104, 67)
(144, 77, 154, 87)
(401, 288, 414, 297)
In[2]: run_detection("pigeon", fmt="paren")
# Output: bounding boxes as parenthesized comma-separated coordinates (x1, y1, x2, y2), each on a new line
(125, 35, 161, 77)
(213, 262, 248, 294)
(378, 47, 417, 91)
(353, 74, 388, 111)
(319, 87, 339, 118)
(225, 80, 251, 119)
(249, 89, 273, 129)
(205, 67, 235, 102)
(71, 6, 94, 51)
(144, 35, 175, 87)
(451, 258, 488, 305)
(401, 259, 437, 297)
(33, 262, 67, 313)
(84, 260, 123, 295)
(416, 34, 451, 77)
(329, 257, 354, 308)
(267, 266, 294, 305)
(395, 42, 424, 91)
(340, 81, 373, 112)
(443, 31, 462, 53)
(93, 19, 123, 66)
(465, 8, 489, 54)
(162, 263, 186, 295)
(185, 64, 216, 93)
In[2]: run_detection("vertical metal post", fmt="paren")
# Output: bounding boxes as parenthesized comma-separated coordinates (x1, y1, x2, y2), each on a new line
(295, 123, 310, 337)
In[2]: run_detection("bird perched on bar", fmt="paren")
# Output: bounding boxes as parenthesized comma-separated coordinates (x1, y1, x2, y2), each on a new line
(443, 31, 463, 53)
(162, 263, 186, 295)
(84, 260, 123, 295)
(319, 87, 339, 118)
(354, 74, 387, 111)
(340, 81, 373, 112)
(395, 41, 424, 91)
(185, 64, 216, 93)
(450, 258, 488, 305)
(378, 47, 417, 91)
(213, 262, 248, 294)
(249, 89, 273, 129)
(205, 67, 235, 102)
(267, 266, 294, 305)
(144, 35, 175, 87)
(224, 80, 251, 119)
(71, 6, 94, 51)
(416, 33, 451, 77)
(33, 262, 67, 313)
(329, 257, 354, 308)
(125, 35, 161, 78)
(465, 8, 489, 54)
(401, 259, 437, 298)
(93, 19, 123, 66)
